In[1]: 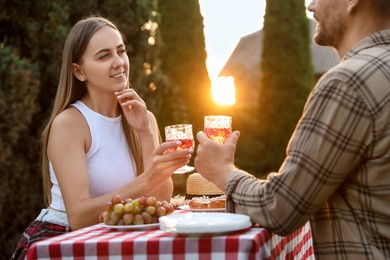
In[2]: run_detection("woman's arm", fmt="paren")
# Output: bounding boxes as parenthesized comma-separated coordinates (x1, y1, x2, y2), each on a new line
(116, 89, 174, 201)
(49, 108, 191, 230)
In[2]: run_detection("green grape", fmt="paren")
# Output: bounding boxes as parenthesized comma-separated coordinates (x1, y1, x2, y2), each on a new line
(144, 205, 156, 215)
(124, 198, 133, 204)
(131, 199, 140, 207)
(132, 205, 141, 214)
(123, 202, 134, 213)
(106, 219, 116, 226)
(114, 203, 124, 214)
(103, 211, 111, 223)
(110, 211, 122, 224)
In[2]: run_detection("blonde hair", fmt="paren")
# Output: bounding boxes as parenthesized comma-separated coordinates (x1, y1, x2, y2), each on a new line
(41, 16, 143, 207)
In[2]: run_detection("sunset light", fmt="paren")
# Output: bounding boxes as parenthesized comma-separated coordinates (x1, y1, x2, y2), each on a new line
(211, 76, 236, 106)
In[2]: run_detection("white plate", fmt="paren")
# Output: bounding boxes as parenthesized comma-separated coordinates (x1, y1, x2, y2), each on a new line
(159, 212, 252, 235)
(101, 222, 160, 231)
(179, 205, 225, 212)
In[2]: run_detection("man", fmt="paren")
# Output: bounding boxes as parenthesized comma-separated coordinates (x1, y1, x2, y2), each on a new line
(194, 0, 390, 259)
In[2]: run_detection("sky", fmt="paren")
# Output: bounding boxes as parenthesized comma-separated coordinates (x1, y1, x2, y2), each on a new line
(199, 0, 314, 79)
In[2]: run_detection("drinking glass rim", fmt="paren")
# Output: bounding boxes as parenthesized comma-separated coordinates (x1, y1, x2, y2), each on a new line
(204, 115, 232, 119)
(165, 124, 193, 130)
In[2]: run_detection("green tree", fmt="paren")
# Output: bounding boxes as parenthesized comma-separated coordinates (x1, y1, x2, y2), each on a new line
(158, 0, 211, 133)
(257, 0, 314, 175)
(0, 1, 69, 255)
(0, 46, 41, 257)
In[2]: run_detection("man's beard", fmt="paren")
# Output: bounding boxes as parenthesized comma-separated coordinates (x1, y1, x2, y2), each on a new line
(313, 18, 345, 49)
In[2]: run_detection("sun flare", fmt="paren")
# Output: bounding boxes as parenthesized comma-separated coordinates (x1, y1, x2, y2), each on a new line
(211, 76, 236, 106)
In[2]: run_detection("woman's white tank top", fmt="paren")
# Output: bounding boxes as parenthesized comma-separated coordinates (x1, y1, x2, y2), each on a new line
(49, 101, 136, 211)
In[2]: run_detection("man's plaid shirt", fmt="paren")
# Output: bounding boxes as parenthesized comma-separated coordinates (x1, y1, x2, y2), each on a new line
(225, 29, 390, 260)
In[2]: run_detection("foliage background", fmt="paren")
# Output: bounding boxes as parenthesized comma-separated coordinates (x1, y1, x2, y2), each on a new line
(158, 0, 212, 134)
(0, 0, 313, 258)
(256, 0, 314, 173)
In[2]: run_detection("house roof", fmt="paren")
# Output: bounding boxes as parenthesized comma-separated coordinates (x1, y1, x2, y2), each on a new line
(219, 19, 339, 77)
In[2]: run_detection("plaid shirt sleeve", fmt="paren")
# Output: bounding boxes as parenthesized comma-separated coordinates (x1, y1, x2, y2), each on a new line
(225, 29, 390, 260)
(226, 75, 372, 233)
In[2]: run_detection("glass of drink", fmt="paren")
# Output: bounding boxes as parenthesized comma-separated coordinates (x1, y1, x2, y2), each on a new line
(204, 115, 232, 144)
(164, 124, 195, 173)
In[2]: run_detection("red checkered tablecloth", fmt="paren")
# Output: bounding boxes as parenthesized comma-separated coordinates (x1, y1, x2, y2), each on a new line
(26, 220, 314, 259)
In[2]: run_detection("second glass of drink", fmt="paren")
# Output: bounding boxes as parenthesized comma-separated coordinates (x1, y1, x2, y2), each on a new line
(204, 115, 232, 144)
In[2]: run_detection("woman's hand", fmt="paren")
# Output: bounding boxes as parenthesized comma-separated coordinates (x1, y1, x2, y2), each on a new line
(142, 141, 194, 186)
(115, 88, 150, 133)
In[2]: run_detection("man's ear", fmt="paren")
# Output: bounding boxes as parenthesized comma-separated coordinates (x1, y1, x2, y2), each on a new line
(347, 0, 360, 13)
(72, 63, 85, 82)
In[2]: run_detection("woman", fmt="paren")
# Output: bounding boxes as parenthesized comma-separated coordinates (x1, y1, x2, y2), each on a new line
(11, 16, 192, 259)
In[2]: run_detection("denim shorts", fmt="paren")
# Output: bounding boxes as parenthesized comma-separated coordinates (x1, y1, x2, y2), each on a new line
(35, 208, 69, 227)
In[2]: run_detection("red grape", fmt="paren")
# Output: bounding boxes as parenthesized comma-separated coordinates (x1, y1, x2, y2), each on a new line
(138, 196, 147, 206)
(99, 212, 104, 223)
(122, 213, 134, 225)
(103, 201, 113, 211)
(155, 206, 166, 217)
(141, 212, 152, 224)
(111, 195, 122, 205)
(162, 202, 174, 214)
(146, 196, 157, 207)
(133, 214, 144, 225)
